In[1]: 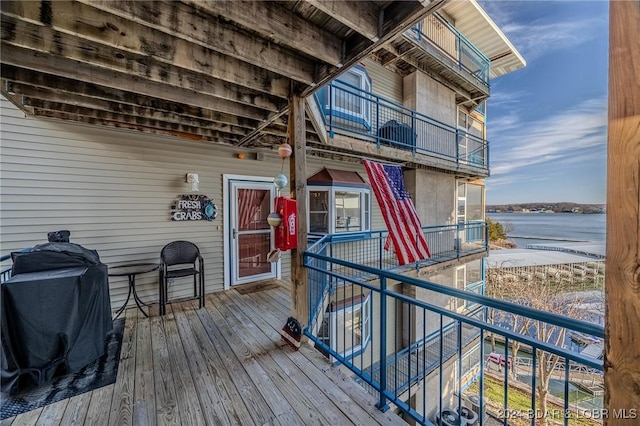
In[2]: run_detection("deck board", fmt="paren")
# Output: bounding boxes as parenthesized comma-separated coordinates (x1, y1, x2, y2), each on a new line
(59, 391, 91, 425)
(8, 282, 407, 426)
(217, 290, 357, 425)
(191, 300, 274, 425)
(84, 384, 115, 426)
(210, 294, 332, 425)
(149, 315, 179, 426)
(109, 308, 138, 426)
(134, 314, 156, 426)
(161, 304, 206, 426)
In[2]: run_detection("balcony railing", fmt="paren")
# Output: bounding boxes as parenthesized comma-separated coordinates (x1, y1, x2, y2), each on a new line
(307, 221, 487, 280)
(315, 81, 488, 172)
(304, 236, 605, 426)
(406, 14, 491, 89)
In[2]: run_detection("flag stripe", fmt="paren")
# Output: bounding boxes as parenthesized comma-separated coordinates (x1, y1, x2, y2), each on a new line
(363, 160, 430, 265)
(364, 161, 417, 264)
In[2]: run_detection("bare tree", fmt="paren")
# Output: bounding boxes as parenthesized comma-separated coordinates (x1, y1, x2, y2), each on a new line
(486, 263, 588, 426)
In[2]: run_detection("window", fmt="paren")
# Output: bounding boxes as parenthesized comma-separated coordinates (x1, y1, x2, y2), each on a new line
(457, 181, 485, 243)
(317, 66, 372, 129)
(457, 181, 484, 222)
(309, 186, 370, 234)
(320, 293, 371, 359)
(457, 109, 485, 165)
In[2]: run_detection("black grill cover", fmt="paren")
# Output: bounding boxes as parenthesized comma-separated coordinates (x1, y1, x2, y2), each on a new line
(1, 250, 112, 394)
(10, 242, 100, 276)
(377, 119, 417, 148)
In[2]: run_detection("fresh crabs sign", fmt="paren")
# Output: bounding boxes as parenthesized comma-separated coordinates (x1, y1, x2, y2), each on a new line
(171, 194, 217, 221)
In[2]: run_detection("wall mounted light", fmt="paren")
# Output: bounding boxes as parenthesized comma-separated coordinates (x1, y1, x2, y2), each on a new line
(186, 173, 199, 192)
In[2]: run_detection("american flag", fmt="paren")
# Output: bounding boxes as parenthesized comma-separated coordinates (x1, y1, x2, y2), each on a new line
(363, 160, 430, 265)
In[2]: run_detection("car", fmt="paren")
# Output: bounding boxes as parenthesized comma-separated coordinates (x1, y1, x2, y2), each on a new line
(488, 352, 512, 367)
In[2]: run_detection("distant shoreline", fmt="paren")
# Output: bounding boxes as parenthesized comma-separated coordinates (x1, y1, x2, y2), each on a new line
(486, 202, 605, 214)
(507, 235, 590, 242)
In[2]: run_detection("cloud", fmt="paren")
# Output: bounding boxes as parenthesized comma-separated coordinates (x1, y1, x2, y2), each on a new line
(488, 91, 529, 108)
(480, 1, 606, 61)
(489, 96, 607, 177)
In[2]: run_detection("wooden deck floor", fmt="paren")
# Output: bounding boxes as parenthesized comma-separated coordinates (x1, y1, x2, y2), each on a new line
(2, 281, 407, 426)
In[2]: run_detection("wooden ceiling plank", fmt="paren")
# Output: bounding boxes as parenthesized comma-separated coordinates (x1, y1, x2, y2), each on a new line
(18, 95, 251, 137)
(1, 13, 290, 102)
(303, 0, 380, 41)
(73, 0, 317, 85)
(32, 108, 243, 144)
(1, 65, 266, 129)
(185, 0, 343, 66)
(1, 43, 275, 121)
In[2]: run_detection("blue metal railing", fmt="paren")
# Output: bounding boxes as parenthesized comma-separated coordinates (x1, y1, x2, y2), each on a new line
(406, 13, 490, 89)
(306, 221, 488, 329)
(304, 236, 604, 426)
(315, 81, 488, 171)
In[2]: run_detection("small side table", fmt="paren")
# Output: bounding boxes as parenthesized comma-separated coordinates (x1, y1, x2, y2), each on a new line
(108, 262, 159, 318)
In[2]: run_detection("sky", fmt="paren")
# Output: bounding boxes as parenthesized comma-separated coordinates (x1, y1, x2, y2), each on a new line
(479, 1, 609, 205)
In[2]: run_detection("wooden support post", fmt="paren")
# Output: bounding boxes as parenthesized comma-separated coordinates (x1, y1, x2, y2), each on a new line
(289, 95, 309, 327)
(605, 0, 640, 422)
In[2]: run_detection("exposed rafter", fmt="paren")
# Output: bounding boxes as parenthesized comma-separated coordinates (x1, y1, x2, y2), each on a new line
(71, 0, 318, 85)
(185, 0, 344, 66)
(1, 66, 270, 129)
(304, 0, 380, 41)
(0, 0, 437, 148)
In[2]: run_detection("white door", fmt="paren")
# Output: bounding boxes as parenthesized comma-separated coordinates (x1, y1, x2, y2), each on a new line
(230, 180, 276, 285)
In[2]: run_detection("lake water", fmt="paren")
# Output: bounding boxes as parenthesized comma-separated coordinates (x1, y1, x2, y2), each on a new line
(486, 213, 606, 248)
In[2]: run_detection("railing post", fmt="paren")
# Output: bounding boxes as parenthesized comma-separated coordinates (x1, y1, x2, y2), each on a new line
(457, 222, 462, 260)
(457, 33, 462, 71)
(411, 109, 416, 156)
(484, 221, 489, 251)
(376, 276, 389, 412)
(486, 140, 490, 170)
(328, 83, 334, 138)
(455, 129, 460, 167)
(480, 328, 485, 426)
(376, 98, 381, 149)
(379, 234, 383, 270)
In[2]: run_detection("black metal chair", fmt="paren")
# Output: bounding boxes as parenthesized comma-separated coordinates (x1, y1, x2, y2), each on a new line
(159, 240, 204, 316)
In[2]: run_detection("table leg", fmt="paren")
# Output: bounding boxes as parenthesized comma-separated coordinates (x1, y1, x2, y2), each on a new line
(114, 279, 133, 319)
(130, 275, 149, 318)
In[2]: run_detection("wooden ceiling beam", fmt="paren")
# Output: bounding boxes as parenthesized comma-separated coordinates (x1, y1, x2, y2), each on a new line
(32, 108, 243, 144)
(1, 43, 276, 121)
(186, 0, 343, 66)
(1, 65, 270, 129)
(73, 0, 318, 85)
(1, 13, 290, 101)
(303, 0, 380, 41)
(17, 96, 252, 138)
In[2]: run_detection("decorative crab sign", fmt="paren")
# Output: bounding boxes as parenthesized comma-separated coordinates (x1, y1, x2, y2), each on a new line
(171, 194, 217, 221)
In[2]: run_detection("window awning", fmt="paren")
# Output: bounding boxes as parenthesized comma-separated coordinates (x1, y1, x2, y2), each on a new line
(307, 168, 368, 187)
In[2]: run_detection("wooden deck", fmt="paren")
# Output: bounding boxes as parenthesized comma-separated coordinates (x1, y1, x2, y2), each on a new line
(2, 281, 407, 426)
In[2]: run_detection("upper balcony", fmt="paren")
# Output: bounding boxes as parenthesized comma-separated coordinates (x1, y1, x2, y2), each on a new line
(378, 12, 490, 107)
(313, 80, 488, 177)
(408, 14, 490, 98)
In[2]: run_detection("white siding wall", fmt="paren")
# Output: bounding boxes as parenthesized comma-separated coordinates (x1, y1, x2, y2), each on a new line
(0, 97, 293, 309)
(362, 58, 403, 104)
